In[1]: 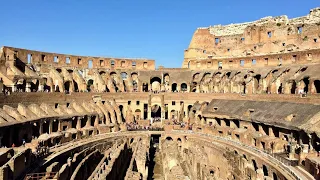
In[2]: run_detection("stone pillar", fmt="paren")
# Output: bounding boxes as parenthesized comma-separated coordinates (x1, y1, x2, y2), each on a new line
(289, 142, 296, 159)
(76, 117, 81, 130)
(11, 85, 17, 93)
(38, 84, 44, 92)
(25, 82, 31, 92)
(196, 84, 200, 93)
(94, 116, 99, 126)
(86, 116, 91, 127)
(268, 127, 274, 137)
(308, 133, 314, 151)
(39, 122, 43, 135)
(49, 120, 53, 134)
(148, 106, 151, 120)
(58, 120, 62, 132)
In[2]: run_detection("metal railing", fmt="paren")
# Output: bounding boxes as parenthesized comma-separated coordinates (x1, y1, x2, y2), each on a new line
(25, 172, 58, 180)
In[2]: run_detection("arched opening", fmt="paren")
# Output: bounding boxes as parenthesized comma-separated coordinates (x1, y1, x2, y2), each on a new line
(135, 109, 141, 120)
(55, 85, 60, 92)
(16, 80, 26, 92)
(121, 72, 128, 80)
(151, 105, 161, 119)
(188, 105, 193, 116)
(277, 83, 283, 94)
(119, 105, 124, 122)
(314, 80, 320, 93)
(263, 165, 268, 176)
(242, 82, 246, 94)
(43, 78, 51, 92)
(273, 172, 278, 180)
(87, 79, 94, 92)
(303, 77, 309, 93)
(52, 120, 59, 132)
(171, 83, 177, 92)
(291, 81, 297, 94)
(181, 83, 187, 92)
(73, 80, 79, 92)
(150, 77, 161, 91)
(191, 82, 197, 92)
(64, 81, 71, 93)
(30, 80, 39, 92)
(252, 160, 258, 171)
(142, 83, 148, 92)
(170, 110, 176, 120)
(166, 137, 173, 141)
(56, 68, 62, 73)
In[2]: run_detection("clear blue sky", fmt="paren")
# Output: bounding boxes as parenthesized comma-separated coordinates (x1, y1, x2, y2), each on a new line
(1, 0, 319, 68)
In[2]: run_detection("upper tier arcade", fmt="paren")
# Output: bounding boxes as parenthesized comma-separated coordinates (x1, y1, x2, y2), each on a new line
(183, 7, 320, 70)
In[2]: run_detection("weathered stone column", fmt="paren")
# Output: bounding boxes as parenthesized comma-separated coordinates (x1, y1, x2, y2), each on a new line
(25, 82, 31, 92)
(39, 122, 43, 135)
(49, 120, 53, 134)
(38, 84, 44, 92)
(86, 116, 91, 127)
(148, 106, 151, 120)
(58, 120, 62, 132)
(76, 117, 81, 130)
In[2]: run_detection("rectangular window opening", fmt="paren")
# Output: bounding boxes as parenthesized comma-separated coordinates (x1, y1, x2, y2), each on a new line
(111, 60, 115, 68)
(297, 26, 303, 34)
(240, 60, 245, 67)
(292, 55, 297, 62)
(136, 101, 140, 105)
(41, 55, 46, 62)
(66, 57, 71, 64)
(27, 54, 32, 64)
(121, 61, 125, 67)
(172, 101, 176, 105)
(264, 58, 269, 65)
(215, 38, 220, 44)
(132, 61, 136, 68)
(54, 56, 59, 63)
(252, 59, 256, 65)
(267, 31, 272, 38)
(128, 101, 131, 105)
(77, 58, 81, 65)
(143, 62, 148, 68)
(100, 60, 104, 66)
(88, 60, 93, 68)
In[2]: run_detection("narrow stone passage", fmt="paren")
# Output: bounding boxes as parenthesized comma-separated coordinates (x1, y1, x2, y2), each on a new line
(147, 135, 162, 180)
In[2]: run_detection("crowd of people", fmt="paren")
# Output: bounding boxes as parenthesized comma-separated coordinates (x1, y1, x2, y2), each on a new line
(126, 122, 163, 131)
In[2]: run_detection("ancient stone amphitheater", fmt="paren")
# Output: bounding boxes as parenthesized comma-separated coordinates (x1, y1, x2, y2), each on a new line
(0, 7, 320, 180)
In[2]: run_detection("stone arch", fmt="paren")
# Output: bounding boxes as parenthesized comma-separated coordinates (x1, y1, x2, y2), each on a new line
(87, 79, 94, 92)
(290, 81, 297, 94)
(181, 83, 187, 92)
(171, 83, 177, 92)
(273, 172, 278, 180)
(135, 109, 141, 120)
(263, 165, 268, 176)
(151, 104, 161, 119)
(64, 81, 72, 92)
(170, 110, 176, 120)
(314, 80, 320, 93)
(150, 77, 161, 91)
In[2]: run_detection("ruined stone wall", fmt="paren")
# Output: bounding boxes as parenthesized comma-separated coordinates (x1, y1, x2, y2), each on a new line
(183, 7, 320, 69)
(2, 46, 155, 70)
